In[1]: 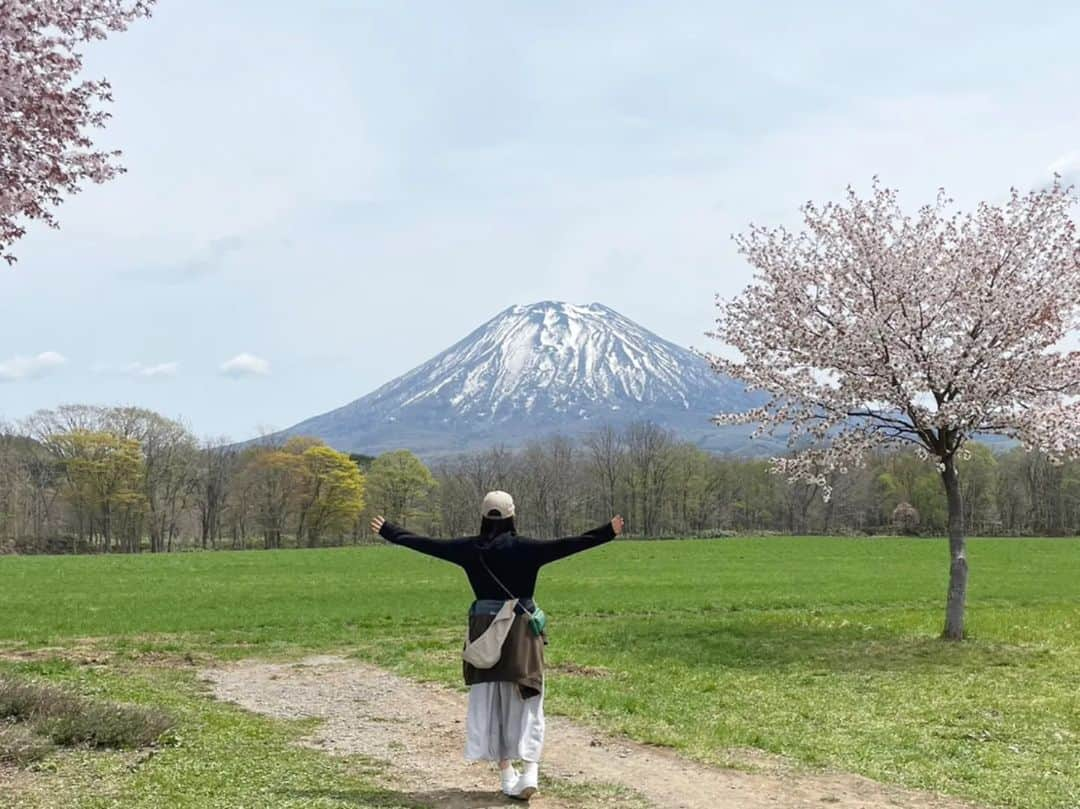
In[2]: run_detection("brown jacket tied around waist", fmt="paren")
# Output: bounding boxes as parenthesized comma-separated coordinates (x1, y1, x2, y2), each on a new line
(464, 611, 545, 699)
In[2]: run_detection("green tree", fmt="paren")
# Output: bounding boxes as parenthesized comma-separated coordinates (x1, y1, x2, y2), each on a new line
(107, 407, 198, 553)
(53, 430, 145, 552)
(241, 447, 306, 549)
(367, 450, 436, 528)
(297, 445, 365, 546)
(957, 444, 1000, 535)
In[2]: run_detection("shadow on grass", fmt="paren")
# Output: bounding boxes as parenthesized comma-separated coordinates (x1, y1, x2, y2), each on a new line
(560, 615, 1051, 674)
(283, 787, 519, 808)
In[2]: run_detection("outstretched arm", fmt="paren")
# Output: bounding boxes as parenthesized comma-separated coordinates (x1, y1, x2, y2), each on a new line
(524, 515, 624, 565)
(371, 516, 471, 565)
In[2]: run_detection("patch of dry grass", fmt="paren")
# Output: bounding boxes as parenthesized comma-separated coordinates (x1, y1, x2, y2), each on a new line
(0, 722, 53, 765)
(0, 676, 173, 764)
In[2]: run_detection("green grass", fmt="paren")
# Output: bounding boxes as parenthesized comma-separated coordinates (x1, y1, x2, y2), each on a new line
(1, 537, 1078, 809)
(0, 658, 421, 809)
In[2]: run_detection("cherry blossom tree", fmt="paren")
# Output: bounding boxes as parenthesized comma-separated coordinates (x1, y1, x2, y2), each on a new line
(0, 0, 155, 264)
(708, 179, 1080, 640)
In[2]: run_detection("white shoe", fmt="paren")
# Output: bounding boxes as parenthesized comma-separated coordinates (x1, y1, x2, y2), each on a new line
(500, 764, 521, 796)
(510, 769, 538, 801)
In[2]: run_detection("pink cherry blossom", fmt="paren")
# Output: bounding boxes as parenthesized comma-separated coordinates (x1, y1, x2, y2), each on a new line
(708, 178, 1080, 639)
(0, 0, 155, 264)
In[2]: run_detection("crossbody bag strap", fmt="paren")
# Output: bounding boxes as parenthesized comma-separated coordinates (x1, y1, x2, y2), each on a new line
(476, 547, 534, 617)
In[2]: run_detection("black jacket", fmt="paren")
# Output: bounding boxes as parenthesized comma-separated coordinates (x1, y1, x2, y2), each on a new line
(377, 521, 617, 600)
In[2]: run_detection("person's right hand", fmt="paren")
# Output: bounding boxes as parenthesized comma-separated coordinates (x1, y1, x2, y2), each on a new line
(610, 515, 624, 536)
(370, 515, 386, 535)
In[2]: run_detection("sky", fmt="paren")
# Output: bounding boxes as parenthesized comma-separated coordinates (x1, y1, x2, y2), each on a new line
(2, 1, 1078, 440)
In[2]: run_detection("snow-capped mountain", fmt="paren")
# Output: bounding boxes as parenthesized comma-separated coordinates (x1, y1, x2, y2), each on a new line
(274, 301, 767, 458)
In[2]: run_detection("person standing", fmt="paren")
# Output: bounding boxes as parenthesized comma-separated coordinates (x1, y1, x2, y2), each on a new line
(371, 490, 623, 801)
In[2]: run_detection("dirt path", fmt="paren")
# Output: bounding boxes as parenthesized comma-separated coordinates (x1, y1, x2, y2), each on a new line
(201, 655, 980, 809)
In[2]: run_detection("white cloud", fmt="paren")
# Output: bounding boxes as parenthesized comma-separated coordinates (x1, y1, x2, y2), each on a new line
(220, 353, 271, 378)
(130, 361, 180, 379)
(0, 351, 67, 382)
(91, 361, 180, 379)
(130, 236, 248, 284)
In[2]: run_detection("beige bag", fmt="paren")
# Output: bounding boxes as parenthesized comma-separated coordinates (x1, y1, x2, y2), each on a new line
(462, 599, 518, 668)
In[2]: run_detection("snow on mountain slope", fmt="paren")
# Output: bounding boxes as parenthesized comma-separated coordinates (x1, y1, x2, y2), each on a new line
(276, 301, 765, 458)
(374, 301, 731, 417)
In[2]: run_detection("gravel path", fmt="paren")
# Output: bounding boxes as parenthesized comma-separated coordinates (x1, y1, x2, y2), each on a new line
(200, 655, 981, 809)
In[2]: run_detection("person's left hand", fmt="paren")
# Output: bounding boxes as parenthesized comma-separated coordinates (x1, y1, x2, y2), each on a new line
(370, 515, 386, 535)
(610, 515, 624, 536)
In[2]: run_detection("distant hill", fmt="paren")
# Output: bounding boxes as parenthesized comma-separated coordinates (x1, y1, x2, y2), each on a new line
(269, 301, 774, 459)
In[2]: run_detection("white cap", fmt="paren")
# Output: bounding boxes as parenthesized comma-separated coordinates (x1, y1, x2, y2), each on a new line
(481, 490, 515, 518)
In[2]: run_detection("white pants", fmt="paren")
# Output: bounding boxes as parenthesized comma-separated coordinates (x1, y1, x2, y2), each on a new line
(464, 681, 545, 763)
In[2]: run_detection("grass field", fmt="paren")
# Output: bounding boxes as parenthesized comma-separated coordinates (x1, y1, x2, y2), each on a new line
(1, 537, 1078, 809)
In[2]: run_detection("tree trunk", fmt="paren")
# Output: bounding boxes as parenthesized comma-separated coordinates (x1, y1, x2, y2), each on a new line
(941, 456, 968, 640)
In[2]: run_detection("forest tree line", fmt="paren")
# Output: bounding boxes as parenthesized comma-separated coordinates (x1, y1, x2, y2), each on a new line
(1, 405, 1078, 554)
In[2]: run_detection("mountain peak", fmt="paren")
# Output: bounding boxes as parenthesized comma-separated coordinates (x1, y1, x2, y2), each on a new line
(503, 300, 609, 322)
(278, 301, 761, 458)
(508, 299, 604, 311)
